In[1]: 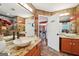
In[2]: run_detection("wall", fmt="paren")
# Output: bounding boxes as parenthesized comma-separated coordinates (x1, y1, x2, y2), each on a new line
(52, 7, 76, 16)
(34, 7, 77, 36)
(28, 4, 79, 35)
(75, 5, 79, 34)
(33, 9, 52, 36)
(51, 7, 77, 33)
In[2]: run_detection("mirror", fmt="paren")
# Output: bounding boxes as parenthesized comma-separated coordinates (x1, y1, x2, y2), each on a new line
(0, 16, 17, 41)
(17, 16, 25, 38)
(59, 15, 75, 33)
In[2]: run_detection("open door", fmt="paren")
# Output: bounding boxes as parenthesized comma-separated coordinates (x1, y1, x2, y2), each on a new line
(47, 14, 62, 51)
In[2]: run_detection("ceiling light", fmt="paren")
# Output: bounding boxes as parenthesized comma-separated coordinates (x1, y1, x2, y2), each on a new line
(59, 13, 70, 16)
(20, 3, 33, 12)
(18, 20, 22, 23)
(70, 16, 74, 19)
(2, 26, 6, 30)
(39, 23, 46, 26)
(6, 13, 10, 15)
(11, 8, 15, 11)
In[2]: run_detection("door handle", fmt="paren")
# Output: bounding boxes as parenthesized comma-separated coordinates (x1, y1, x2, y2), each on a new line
(57, 33, 59, 35)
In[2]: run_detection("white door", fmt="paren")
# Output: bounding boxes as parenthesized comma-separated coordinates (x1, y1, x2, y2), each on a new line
(47, 14, 62, 51)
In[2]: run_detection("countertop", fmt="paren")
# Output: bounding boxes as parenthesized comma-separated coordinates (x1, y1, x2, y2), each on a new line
(6, 36, 41, 56)
(60, 33, 79, 39)
(0, 35, 17, 41)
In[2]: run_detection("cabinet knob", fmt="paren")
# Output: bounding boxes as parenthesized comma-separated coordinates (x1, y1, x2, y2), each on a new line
(70, 42, 72, 45)
(73, 43, 76, 45)
(57, 33, 59, 35)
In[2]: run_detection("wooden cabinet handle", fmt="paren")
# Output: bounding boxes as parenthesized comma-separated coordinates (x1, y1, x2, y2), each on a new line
(73, 43, 76, 45)
(70, 42, 72, 45)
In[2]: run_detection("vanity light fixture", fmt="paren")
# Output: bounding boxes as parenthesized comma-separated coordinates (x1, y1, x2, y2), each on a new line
(59, 13, 70, 16)
(70, 16, 74, 19)
(18, 20, 22, 23)
(11, 8, 15, 11)
(19, 3, 33, 12)
(2, 26, 6, 30)
(6, 13, 10, 15)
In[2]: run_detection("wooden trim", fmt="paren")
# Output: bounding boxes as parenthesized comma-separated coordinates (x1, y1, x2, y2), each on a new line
(18, 3, 33, 14)
(60, 51, 78, 56)
(59, 37, 62, 52)
(39, 21, 47, 24)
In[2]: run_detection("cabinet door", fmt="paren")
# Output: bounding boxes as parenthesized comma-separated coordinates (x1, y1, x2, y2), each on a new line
(71, 39, 79, 55)
(24, 42, 41, 56)
(61, 38, 72, 53)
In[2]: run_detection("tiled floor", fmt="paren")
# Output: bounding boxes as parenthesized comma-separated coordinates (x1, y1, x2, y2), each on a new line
(41, 40, 71, 56)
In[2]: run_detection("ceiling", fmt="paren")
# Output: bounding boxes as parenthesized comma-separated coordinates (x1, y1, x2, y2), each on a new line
(0, 3, 33, 18)
(0, 3, 78, 18)
(32, 3, 79, 12)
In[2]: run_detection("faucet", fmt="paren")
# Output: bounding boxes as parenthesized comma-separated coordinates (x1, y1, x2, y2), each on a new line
(17, 31, 20, 39)
(13, 31, 15, 40)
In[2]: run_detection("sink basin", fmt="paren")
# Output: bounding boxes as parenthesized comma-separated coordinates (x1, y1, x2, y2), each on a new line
(13, 38, 31, 47)
(62, 33, 76, 37)
(0, 41, 6, 53)
(3, 36, 17, 41)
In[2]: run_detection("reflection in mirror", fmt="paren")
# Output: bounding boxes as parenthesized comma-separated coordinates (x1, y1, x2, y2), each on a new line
(16, 16, 25, 38)
(0, 16, 17, 41)
(59, 15, 75, 33)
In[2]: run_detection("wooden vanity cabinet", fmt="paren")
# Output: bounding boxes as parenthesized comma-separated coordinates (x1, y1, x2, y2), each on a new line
(61, 38, 79, 55)
(25, 41, 41, 56)
(61, 38, 72, 54)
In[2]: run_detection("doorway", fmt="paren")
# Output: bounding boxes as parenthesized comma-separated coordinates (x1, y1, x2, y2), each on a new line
(38, 15, 48, 46)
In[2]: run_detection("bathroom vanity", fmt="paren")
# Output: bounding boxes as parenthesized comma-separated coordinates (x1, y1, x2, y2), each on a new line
(6, 36, 41, 56)
(60, 33, 79, 55)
